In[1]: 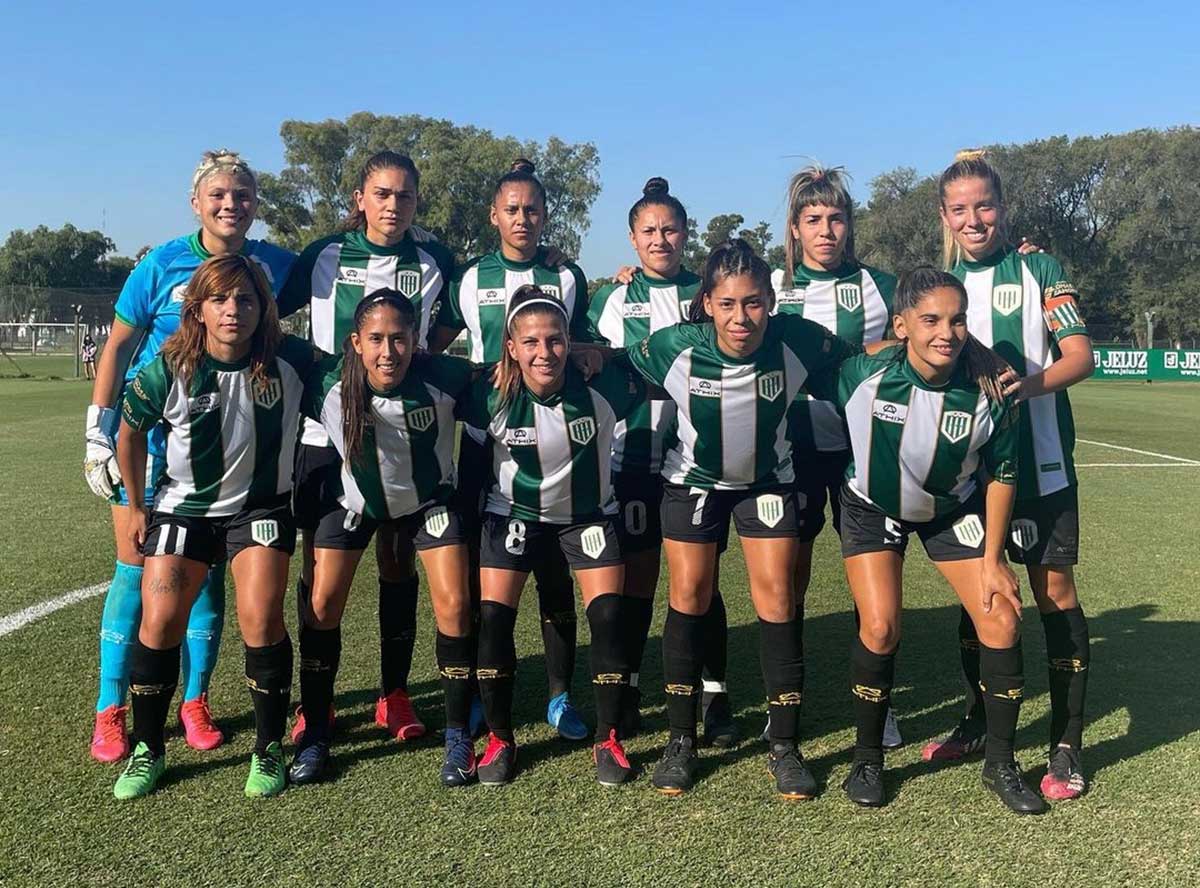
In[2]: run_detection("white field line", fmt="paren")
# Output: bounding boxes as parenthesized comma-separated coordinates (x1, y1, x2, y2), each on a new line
(1077, 462, 1200, 468)
(0, 583, 106, 638)
(1076, 438, 1200, 465)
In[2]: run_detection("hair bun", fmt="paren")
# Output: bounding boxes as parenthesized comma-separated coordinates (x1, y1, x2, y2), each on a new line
(642, 177, 670, 197)
(510, 158, 536, 174)
(954, 148, 988, 162)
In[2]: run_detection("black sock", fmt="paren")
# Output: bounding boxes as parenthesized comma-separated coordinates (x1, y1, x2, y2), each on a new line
(298, 623, 341, 743)
(379, 576, 418, 694)
(979, 642, 1024, 765)
(759, 617, 805, 744)
(622, 596, 655, 682)
(477, 602, 518, 742)
(130, 641, 180, 757)
(701, 591, 728, 697)
(296, 577, 311, 624)
(662, 607, 705, 741)
(1042, 607, 1090, 749)
(850, 637, 895, 765)
(437, 631, 474, 731)
(245, 636, 293, 754)
(959, 607, 985, 722)
(586, 594, 629, 740)
(535, 556, 576, 698)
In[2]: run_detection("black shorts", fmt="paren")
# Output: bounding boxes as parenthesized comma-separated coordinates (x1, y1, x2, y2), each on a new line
(479, 513, 623, 572)
(313, 501, 468, 552)
(292, 443, 342, 532)
(1008, 485, 1079, 566)
(613, 470, 665, 554)
(453, 430, 491, 536)
(142, 497, 296, 566)
(839, 484, 986, 563)
(792, 449, 852, 542)
(661, 483, 800, 544)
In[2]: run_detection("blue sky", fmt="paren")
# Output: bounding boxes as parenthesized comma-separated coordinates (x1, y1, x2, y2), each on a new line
(1, 0, 1196, 278)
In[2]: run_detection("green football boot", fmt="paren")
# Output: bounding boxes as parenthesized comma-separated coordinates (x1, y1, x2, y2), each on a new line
(113, 742, 165, 800)
(244, 741, 287, 798)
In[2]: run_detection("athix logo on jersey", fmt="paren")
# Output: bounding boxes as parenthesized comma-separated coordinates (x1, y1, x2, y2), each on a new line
(479, 288, 506, 306)
(580, 525, 607, 559)
(688, 378, 722, 398)
(758, 371, 784, 402)
(395, 269, 420, 298)
(251, 519, 280, 547)
(776, 288, 805, 305)
(952, 513, 985, 548)
(1010, 519, 1039, 551)
(756, 493, 785, 528)
(424, 506, 449, 539)
(836, 283, 862, 313)
(940, 410, 973, 444)
(170, 284, 188, 303)
(336, 266, 368, 286)
(872, 400, 907, 424)
(622, 302, 651, 318)
(505, 427, 538, 446)
(252, 378, 282, 410)
(992, 284, 1023, 317)
(406, 406, 435, 433)
(568, 416, 596, 446)
(188, 393, 221, 415)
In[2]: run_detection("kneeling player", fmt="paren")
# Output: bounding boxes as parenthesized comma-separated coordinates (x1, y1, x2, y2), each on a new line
(113, 255, 316, 800)
(290, 291, 476, 787)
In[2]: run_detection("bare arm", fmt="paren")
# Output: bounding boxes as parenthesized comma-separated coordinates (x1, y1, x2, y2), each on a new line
(1010, 335, 1094, 401)
(116, 420, 150, 547)
(979, 477, 1021, 618)
(91, 318, 143, 407)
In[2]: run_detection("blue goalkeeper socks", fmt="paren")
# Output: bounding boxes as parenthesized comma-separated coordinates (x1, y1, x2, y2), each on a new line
(180, 564, 226, 702)
(96, 561, 143, 711)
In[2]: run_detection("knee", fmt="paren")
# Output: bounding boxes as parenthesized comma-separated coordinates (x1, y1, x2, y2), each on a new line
(307, 590, 341, 631)
(977, 606, 1020, 649)
(1036, 570, 1079, 612)
(754, 578, 794, 623)
(859, 616, 900, 654)
(670, 582, 711, 616)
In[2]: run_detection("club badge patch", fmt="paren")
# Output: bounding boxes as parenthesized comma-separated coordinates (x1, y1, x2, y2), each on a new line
(940, 410, 973, 444)
(424, 506, 449, 539)
(568, 416, 596, 446)
(407, 406, 435, 433)
(251, 519, 280, 547)
(758, 370, 784, 402)
(952, 513, 985, 548)
(252, 378, 282, 410)
(992, 284, 1023, 317)
(756, 493, 785, 528)
(580, 525, 607, 559)
(836, 282, 862, 313)
(1010, 519, 1038, 551)
(395, 269, 420, 298)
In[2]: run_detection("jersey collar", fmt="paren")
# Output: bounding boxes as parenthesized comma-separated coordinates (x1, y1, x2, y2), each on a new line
(496, 247, 546, 272)
(793, 260, 858, 285)
(956, 245, 1013, 273)
(188, 230, 254, 260)
(350, 228, 418, 257)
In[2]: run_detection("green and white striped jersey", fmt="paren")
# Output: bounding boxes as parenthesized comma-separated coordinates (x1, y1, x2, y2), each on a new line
(770, 261, 896, 454)
(952, 247, 1088, 500)
(586, 269, 700, 474)
(456, 363, 644, 524)
(806, 344, 1018, 522)
(279, 227, 454, 447)
(122, 335, 317, 517)
(626, 315, 858, 491)
(304, 353, 474, 521)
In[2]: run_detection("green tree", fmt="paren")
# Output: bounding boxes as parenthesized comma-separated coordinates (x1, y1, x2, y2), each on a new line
(0, 224, 128, 287)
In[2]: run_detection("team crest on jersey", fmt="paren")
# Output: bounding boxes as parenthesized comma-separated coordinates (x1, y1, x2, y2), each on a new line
(939, 410, 973, 444)
(170, 284, 188, 303)
(424, 506, 450, 539)
(952, 513, 985, 548)
(992, 284, 1023, 317)
(758, 370, 784, 402)
(251, 519, 280, 547)
(406, 406, 435, 433)
(395, 269, 420, 298)
(872, 400, 907, 424)
(188, 392, 221, 416)
(336, 266, 368, 286)
(538, 284, 562, 301)
(580, 525, 607, 559)
(505, 426, 538, 446)
(688, 378, 722, 398)
(1010, 519, 1039, 551)
(479, 288, 506, 306)
(622, 302, 651, 319)
(776, 287, 805, 306)
(836, 283, 862, 313)
(252, 377, 282, 410)
(568, 416, 596, 446)
(756, 494, 785, 528)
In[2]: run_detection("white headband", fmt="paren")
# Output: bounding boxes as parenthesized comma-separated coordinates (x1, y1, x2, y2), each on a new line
(505, 296, 568, 331)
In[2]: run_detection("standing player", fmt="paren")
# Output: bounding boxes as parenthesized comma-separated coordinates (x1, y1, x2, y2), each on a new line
(812, 266, 1044, 813)
(768, 165, 902, 748)
(625, 239, 858, 799)
(290, 291, 476, 787)
(112, 255, 316, 799)
(456, 285, 642, 786)
(585, 177, 734, 745)
(83, 150, 295, 762)
(924, 150, 1094, 801)
(278, 150, 454, 743)
(428, 160, 592, 741)
(82, 333, 98, 380)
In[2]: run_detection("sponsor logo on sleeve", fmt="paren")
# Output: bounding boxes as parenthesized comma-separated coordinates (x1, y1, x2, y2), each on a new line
(688, 378, 722, 398)
(757, 370, 784, 402)
(835, 283, 862, 313)
(395, 269, 420, 298)
(756, 493, 785, 528)
(951, 513, 985, 548)
(250, 519, 280, 547)
(424, 505, 449, 539)
(568, 416, 596, 446)
(1010, 519, 1038, 551)
(939, 410, 973, 444)
(188, 392, 221, 415)
(406, 406, 435, 433)
(872, 400, 907, 424)
(505, 426, 538, 446)
(580, 525, 607, 559)
(991, 284, 1023, 317)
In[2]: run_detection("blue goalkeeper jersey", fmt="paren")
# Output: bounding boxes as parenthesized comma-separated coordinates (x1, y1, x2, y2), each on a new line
(111, 231, 296, 453)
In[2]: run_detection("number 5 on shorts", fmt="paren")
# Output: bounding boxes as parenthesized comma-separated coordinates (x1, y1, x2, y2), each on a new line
(505, 519, 527, 555)
(689, 487, 709, 527)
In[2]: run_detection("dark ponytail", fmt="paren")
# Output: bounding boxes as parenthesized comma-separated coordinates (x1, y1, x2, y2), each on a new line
(893, 266, 1009, 403)
(340, 289, 417, 461)
(493, 157, 547, 207)
(342, 151, 421, 232)
(686, 238, 774, 323)
(628, 176, 687, 231)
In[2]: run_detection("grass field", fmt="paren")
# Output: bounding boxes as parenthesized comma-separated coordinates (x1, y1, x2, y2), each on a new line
(1, 360, 1198, 887)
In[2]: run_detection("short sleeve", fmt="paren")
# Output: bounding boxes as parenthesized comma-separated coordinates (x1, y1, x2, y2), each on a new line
(585, 283, 618, 345)
(1029, 254, 1088, 342)
(589, 361, 645, 422)
(426, 354, 476, 400)
(436, 272, 467, 333)
(625, 324, 692, 388)
(802, 349, 885, 408)
(981, 397, 1019, 484)
(303, 353, 342, 420)
(781, 314, 861, 379)
(566, 264, 593, 343)
(122, 357, 171, 431)
(113, 253, 159, 329)
(276, 240, 324, 318)
(870, 267, 898, 315)
(276, 334, 321, 383)
(454, 371, 496, 428)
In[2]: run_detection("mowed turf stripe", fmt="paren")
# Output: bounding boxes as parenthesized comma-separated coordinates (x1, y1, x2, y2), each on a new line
(0, 582, 106, 638)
